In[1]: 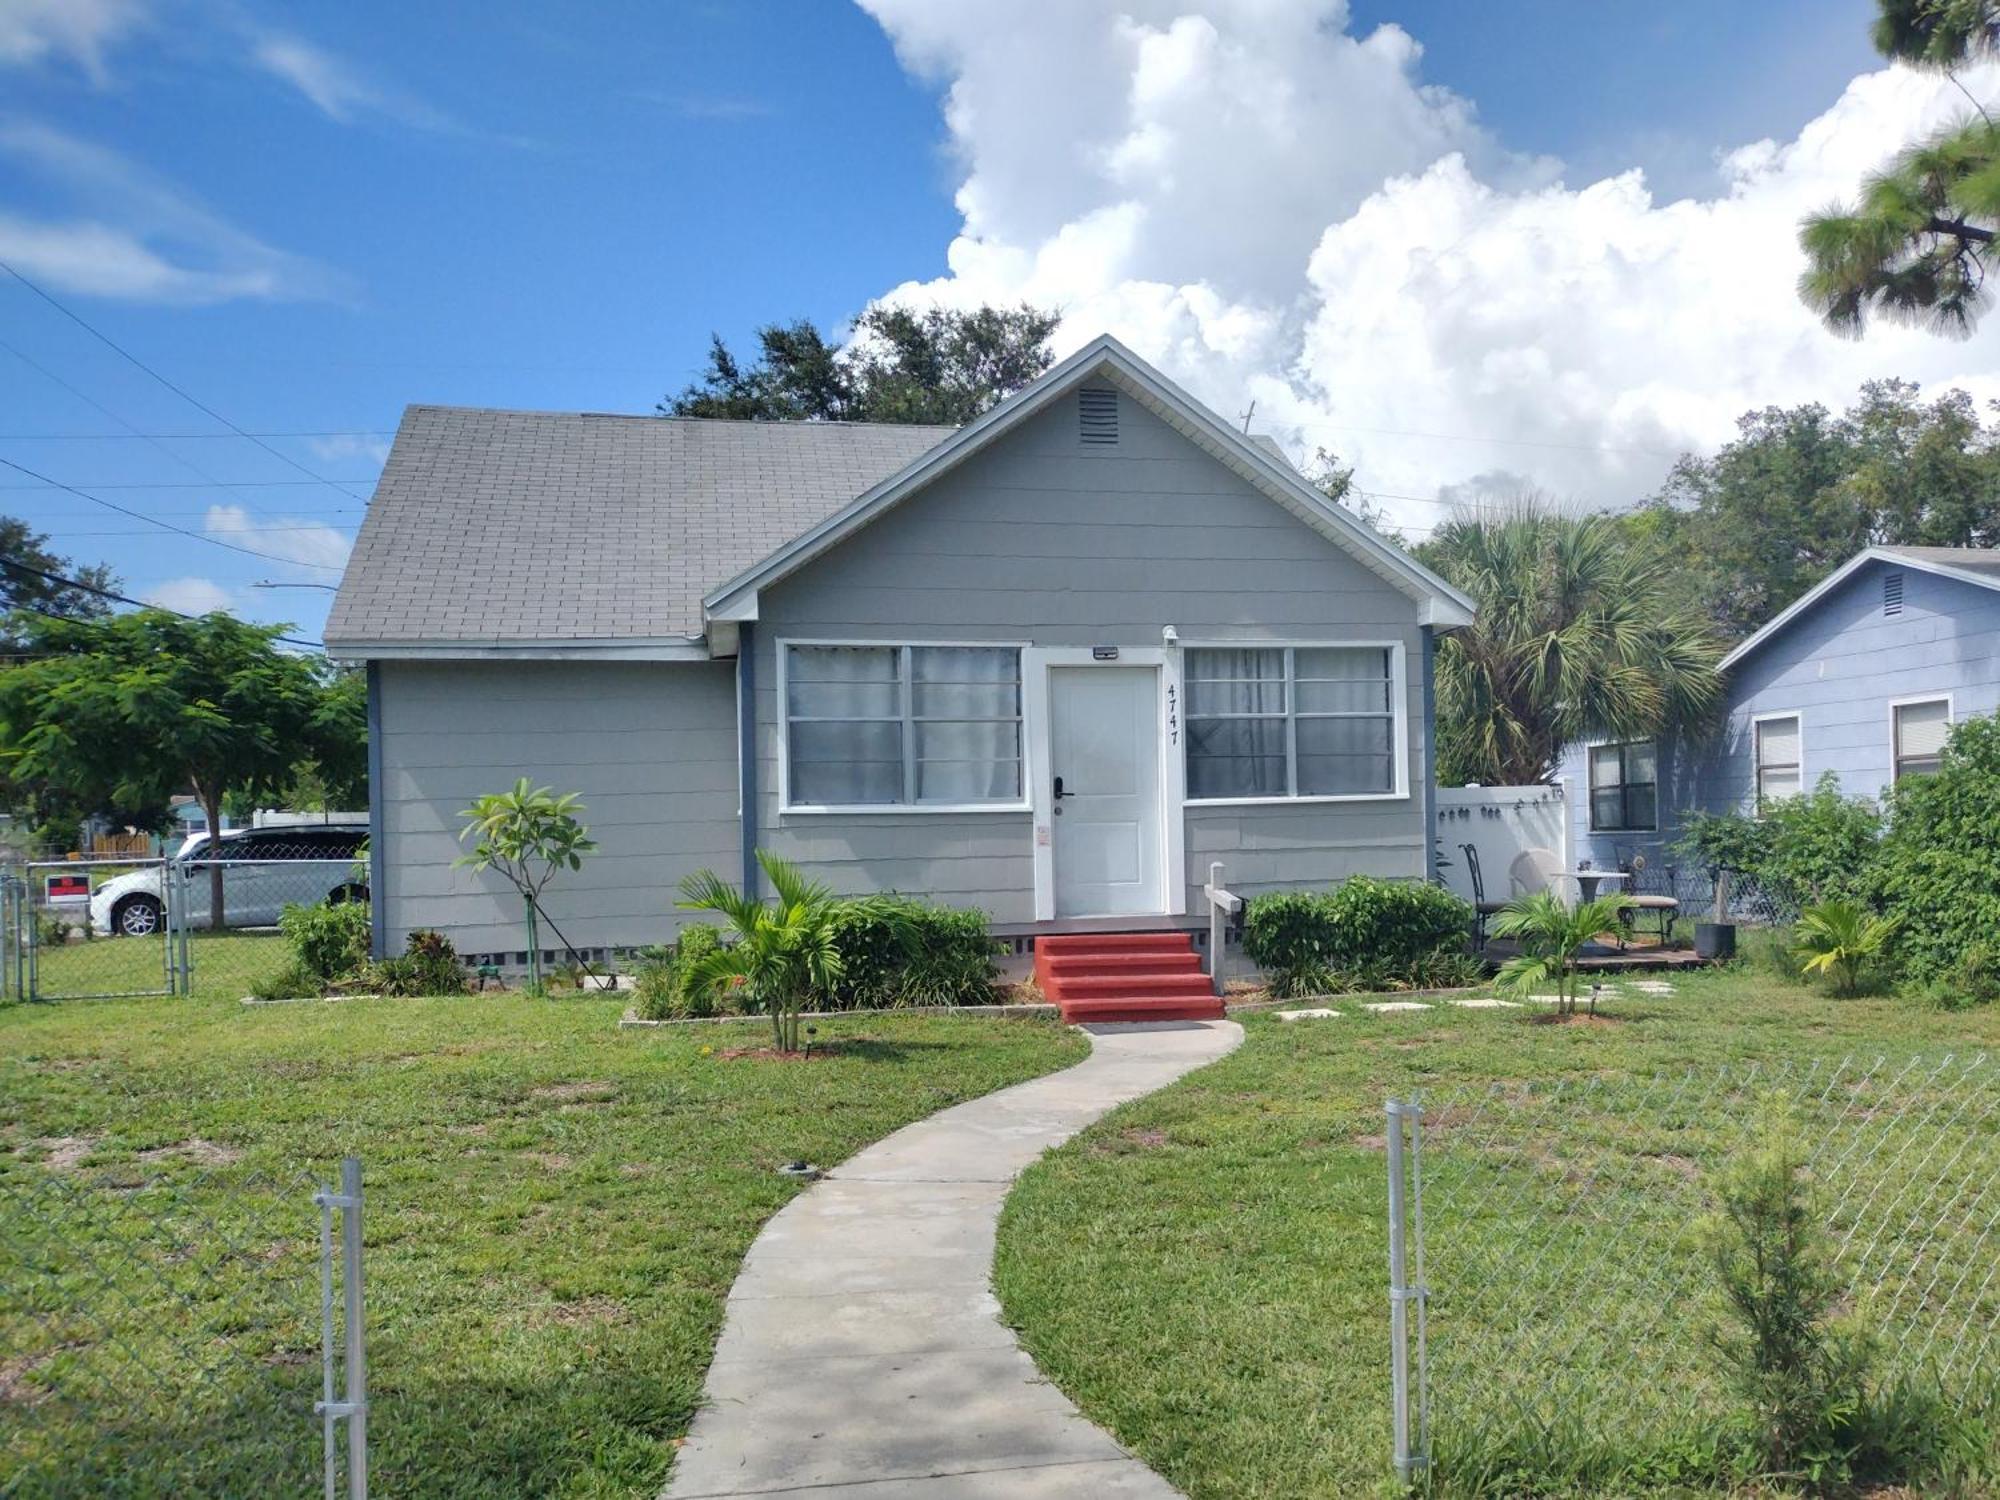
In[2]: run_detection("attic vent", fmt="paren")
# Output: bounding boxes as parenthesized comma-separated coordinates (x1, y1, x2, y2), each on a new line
(1078, 388, 1119, 445)
(1884, 569, 1905, 616)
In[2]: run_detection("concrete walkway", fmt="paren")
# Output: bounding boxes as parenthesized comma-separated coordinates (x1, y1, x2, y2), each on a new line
(664, 1019, 1243, 1500)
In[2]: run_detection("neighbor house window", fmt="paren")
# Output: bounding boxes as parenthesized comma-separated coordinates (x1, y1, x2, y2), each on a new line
(1892, 697, 1950, 781)
(784, 644, 1022, 807)
(1753, 714, 1802, 809)
(1185, 645, 1398, 799)
(1589, 741, 1657, 832)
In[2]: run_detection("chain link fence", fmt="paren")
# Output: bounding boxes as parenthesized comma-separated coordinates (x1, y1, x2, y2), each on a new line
(0, 1141, 365, 1498)
(7, 843, 366, 1002)
(1386, 1054, 2000, 1492)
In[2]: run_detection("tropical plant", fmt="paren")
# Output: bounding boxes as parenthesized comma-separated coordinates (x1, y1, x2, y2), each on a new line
(278, 899, 372, 984)
(455, 779, 597, 993)
(1490, 890, 1632, 1017)
(1416, 502, 1728, 786)
(1793, 900, 1898, 997)
(676, 851, 915, 1051)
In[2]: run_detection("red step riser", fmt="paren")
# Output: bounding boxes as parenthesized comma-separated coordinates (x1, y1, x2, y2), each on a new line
(1045, 975, 1217, 1000)
(1043, 953, 1203, 978)
(1061, 997, 1227, 1023)
(1037, 934, 1196, 955)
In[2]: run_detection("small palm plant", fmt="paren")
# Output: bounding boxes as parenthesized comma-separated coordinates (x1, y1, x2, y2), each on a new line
(1490, 890, 1632, 1017)
(676, 851, 913, 1053)
(1793, 900, 1896, 998)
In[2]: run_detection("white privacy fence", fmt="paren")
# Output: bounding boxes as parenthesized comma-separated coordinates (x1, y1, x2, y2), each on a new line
(1435, 784, 1569, 906)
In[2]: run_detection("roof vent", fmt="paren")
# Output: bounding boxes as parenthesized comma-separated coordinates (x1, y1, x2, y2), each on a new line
(1078, 388, 1118, 446)
(1884, 569, 1905, 616)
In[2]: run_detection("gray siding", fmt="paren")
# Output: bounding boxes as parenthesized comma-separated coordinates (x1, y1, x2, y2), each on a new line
(377, 660, 738, 955)
(753, 385, 1428, 921)
(1563, 559, 2000, 870)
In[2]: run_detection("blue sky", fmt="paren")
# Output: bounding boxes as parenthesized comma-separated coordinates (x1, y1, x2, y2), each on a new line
(0, 0, 1944, 645)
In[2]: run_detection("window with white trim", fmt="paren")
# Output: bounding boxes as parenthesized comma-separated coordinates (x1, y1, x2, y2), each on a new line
(1893, 698, 1950, 781)
(785, 645, 1023, 807)
(1589, 741, 1658, 832)
(1754, 715, 1802, 809)
(1185, 645, 1397, 799)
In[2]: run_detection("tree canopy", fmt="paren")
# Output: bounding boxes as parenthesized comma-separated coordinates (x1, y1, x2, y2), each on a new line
(0, 517, 120, 645)
(1635, 378, 2000, 637)
(663, 303, 1060, 425)
(1799, 2, 2000, 336)
(1417, 503, 1729, 786)
(0, 610, 362, 911)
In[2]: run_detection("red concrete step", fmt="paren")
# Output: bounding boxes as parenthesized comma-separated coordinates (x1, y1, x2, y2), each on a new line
(1047, 973, 1217, 1000)
(1040, 951, 1203, 978)
(1036, 933, 1195, 955)
(1060, 995, 1227, 1023)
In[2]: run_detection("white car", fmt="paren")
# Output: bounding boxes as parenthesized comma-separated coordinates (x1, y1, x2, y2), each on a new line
(90, 825, 370, 937)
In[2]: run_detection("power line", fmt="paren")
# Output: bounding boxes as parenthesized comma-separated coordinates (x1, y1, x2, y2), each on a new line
(0, 455, 345, 571)
(0, 479, 374, 491)
(0, 429, 395, 440)
(1, 554, 324, 650)
(43, 523, 358, 539)
(0, 258, 373, 504)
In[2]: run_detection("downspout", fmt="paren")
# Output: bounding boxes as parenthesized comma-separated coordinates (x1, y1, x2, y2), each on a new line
(1420, 626, 1438, 883)
(366, 661, 388, 960)
(737, 622, 761, 900)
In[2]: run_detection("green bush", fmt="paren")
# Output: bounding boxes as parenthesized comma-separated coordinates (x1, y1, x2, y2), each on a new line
(631, 924, 729, 1020)
(1242, 876, 1474, 997)
(1912, 941, 2000, 1011)
(248, 959, 320, 1001)
(1873, 714, 2000, 985)
(1676, 774, 1881, 914)
(402, 929, 472, 996)
(279, 899, 372, 983)
(822, 897, 998, 1009)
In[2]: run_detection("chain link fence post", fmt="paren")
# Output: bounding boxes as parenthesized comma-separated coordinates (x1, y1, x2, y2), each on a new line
(1386, 1097, 1431, 1484)
(314, 1156, 367, 1499)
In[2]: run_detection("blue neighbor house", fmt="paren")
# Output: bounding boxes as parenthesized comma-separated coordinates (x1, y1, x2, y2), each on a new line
(1563, 545, 2000, 875)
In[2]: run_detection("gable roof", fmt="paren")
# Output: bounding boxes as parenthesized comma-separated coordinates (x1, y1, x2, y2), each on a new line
(325, 408, 952, 657)
(704, 334, 1475, 632)
(1719, 544, 2000, 671)
(327, 334, 1473, 659)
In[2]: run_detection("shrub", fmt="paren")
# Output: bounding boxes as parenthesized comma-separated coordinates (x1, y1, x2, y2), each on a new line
(1912, 941, 2000, 1011)
(1698, 1112, 1877, 1486)
(1792, 900, 1896, 997)
(1873, 713, 2000, 984)
(248, 959, 319, 1001)
(823, 897, 997, 1009)
(631, 923, 730, 1021)
(403, 929, 472, 996)
(279, 899, 372, 983)
(1676, 775, 1881, 917)
(1242, 877, 1474, 997)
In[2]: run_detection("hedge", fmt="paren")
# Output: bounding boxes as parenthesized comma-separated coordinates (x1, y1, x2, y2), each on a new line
(1242, 875, 1474, 997)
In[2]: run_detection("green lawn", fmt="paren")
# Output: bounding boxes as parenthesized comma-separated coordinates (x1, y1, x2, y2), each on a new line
(0, 992, 1088, 1498)
(27, 928, 294, 1002)
(994, 969, 2000, 1500)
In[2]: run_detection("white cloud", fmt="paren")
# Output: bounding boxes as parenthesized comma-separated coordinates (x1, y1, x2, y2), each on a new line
(0, 0, 145, 81)
(305, 432, 391, 467)
(0, 122, 348, 304)
(858, 1, 2000, 530)
(250, 33, 458, 132)
(145, 576, 234, 614)
(204, 505, 353, 572)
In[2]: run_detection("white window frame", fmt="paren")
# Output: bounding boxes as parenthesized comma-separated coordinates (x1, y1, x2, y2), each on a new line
(1179, 639, 1410, 805)
(1750, 711, 1804, 813)
(1585, 737, 1660, 833)
(1889, 693, 1953, 783)
(776, 638, 1033, 815)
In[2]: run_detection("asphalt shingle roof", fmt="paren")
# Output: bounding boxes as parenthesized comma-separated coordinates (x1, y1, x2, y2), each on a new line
(325, 405, 955, 645)
(1875, 544, 2000, 579)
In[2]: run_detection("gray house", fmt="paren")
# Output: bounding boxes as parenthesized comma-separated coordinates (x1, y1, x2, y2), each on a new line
(327, 335, 1475, 963)
(1563, 544, 2000, 874)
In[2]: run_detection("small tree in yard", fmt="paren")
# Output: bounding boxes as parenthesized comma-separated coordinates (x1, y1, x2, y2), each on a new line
(1490, 890, 1632, 1017)
(676, 850, 913, 1053)
(0, 609, 338, 928)
(455, 779, 596, 994)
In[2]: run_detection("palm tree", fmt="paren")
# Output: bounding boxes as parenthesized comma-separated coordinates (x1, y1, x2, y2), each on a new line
(1792, 900, 1898, 998)
(1419, 502, 1728, 786)
(1490, 890, 1633, 1018)
(676, 851, 915, 1052)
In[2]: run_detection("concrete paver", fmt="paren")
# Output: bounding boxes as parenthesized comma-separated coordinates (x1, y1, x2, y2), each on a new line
(663, 1019, 1243, 1500)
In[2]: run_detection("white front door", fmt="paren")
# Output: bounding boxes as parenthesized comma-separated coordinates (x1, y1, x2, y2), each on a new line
(1049, 665, 1163, 917)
